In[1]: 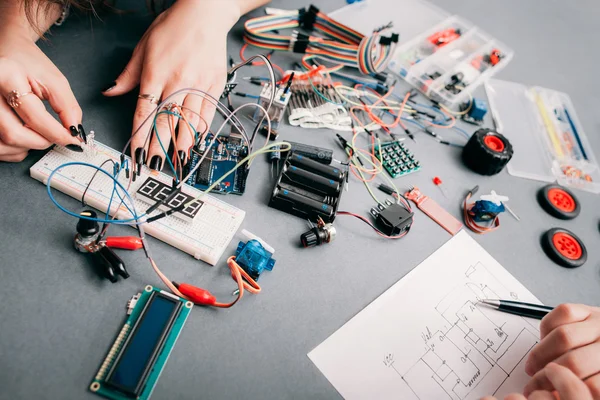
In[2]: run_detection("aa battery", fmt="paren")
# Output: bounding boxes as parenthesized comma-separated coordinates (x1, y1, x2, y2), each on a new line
(284, 141, 333, 164)
(273, 185, 334, 219)
(288, 153, 344, 182)
(283, 164, 341, 195)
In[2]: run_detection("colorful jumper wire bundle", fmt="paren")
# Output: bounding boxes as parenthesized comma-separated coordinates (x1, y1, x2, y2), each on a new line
(243, 5, 398, 75)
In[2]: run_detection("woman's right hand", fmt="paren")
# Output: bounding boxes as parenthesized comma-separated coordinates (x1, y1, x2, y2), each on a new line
(0, 10, 83, 162)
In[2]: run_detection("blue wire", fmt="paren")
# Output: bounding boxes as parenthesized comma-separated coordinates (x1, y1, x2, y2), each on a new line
(47, 162, 145, 224)
(308, 76, 345, 106)
(152, 110, 201, 180)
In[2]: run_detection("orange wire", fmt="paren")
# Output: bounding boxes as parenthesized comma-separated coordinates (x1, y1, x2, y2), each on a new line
(212, 256, 261, 308)
(463, 193, 500, 234)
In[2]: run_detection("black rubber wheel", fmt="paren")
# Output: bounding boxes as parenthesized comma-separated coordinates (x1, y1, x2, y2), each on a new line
(537, 184, 580, 220)
(462, 129, 513, 175)
(541, 228, 587, 268)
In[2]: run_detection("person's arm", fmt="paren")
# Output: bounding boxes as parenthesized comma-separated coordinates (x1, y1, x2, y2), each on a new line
(0, 0, 83, 162)
(104, 0, 271, 171)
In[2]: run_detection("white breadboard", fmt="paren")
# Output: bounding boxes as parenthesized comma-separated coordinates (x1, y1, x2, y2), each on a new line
(30, 142, 246, 265)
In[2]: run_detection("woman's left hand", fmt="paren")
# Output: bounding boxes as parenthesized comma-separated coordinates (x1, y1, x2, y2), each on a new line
(103, 0, 240, 172)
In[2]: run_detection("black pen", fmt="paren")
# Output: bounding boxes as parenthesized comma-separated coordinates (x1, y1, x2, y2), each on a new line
(479, 299, 554, 320)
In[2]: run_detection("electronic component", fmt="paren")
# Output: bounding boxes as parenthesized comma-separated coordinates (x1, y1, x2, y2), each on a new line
(283, 164, 341, 196)
(537, 184, 581, 220)
(269, 151, 346, 222)
(74, 210, 130, 283)
(462, 129, 513, 176)
(406, 186, 463, 235)
(286, 70, 352, 130)
(370, 200, 414, 236)
(428, 27, 461, 47)
(541, 228, 587, 268)
(432, 176, 448, 198)
(288, 153, 344, 182)
(269, 145, 281, 178)
(284, 141, 334, 164)
(271, 185, 335, 221)
(184, 134, 250, 195)
(90, 286, 192, 399)
(31, 141, 246, 265)
(301, 217, 336, 248)
(136, 177, 204, 223)
(235, 239, 275, 281)
(469, 199, 504, 222)
(375, 140, 421, 178)
(461, 98, 487, 125)
(253, 81, 292, 134)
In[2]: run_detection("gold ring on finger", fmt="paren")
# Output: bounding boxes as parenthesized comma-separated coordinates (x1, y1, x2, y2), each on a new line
(6, 90, 34, 109)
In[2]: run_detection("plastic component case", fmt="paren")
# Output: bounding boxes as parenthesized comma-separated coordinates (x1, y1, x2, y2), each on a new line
(235, 239, 275, 281)
(269, 151, 347, 223)
(330, 0, 513, 109)
(370, 200, 414, 236)
(254, 82, 292, 134)
(485, 79, 600, 193)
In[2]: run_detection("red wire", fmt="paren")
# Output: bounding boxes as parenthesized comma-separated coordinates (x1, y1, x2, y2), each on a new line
(338, 211, 409, 239)
(239, 44, 285, 79)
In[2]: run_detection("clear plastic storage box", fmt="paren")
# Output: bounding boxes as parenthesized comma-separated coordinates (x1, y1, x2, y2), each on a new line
(331, 0, 514, 109)
(485, 79, 600, 194)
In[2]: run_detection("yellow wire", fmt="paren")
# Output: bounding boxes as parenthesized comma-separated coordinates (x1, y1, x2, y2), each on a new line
(181, 142, 292, 208)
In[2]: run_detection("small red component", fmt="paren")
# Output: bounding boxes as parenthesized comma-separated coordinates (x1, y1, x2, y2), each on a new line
(428, 28, 461, 48)
(552, 232, 583, 260)
(105, 236, 143, 250)
(176, 282, 216, 306)
(490, 49, 502, 66)
(224, 182, 230, 187)
(433, 177, 443, 186)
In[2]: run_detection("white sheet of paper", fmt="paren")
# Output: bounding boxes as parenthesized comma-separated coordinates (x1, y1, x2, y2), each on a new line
(309, 231, 541, 400)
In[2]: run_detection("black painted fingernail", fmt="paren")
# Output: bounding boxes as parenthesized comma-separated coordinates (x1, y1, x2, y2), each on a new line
(69, 126, 79, 137)
(134, 148, 146, 176)
(102, 81, 117, 93)
(78, 124, 87, 144)
(149, 156, 163, 171)
(66, 144, 84, 153)
(177, 150, 187, 166)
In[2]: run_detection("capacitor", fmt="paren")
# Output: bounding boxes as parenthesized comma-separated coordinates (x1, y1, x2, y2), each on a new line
(289, 153, 345, 182)
(301, 218, 336, 248)
(283, 164, 341, 195)
(269, 145, 281, 178)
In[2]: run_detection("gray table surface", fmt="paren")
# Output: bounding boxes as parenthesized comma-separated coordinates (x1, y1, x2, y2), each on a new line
(1, 0, 599, 399)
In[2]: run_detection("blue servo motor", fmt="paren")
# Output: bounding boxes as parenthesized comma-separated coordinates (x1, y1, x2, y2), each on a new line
(235, 239, 276, 281)
(470, 200, 505, 222)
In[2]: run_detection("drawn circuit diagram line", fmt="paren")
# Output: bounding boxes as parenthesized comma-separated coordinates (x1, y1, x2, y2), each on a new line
(383, 262, 539, 400)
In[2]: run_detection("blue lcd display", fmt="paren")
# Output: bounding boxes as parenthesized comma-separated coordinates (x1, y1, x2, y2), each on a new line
(107, 293, 180, 396)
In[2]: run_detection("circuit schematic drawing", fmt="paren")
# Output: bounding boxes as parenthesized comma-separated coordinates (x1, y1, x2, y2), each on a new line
(382, 262, 539, 400)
